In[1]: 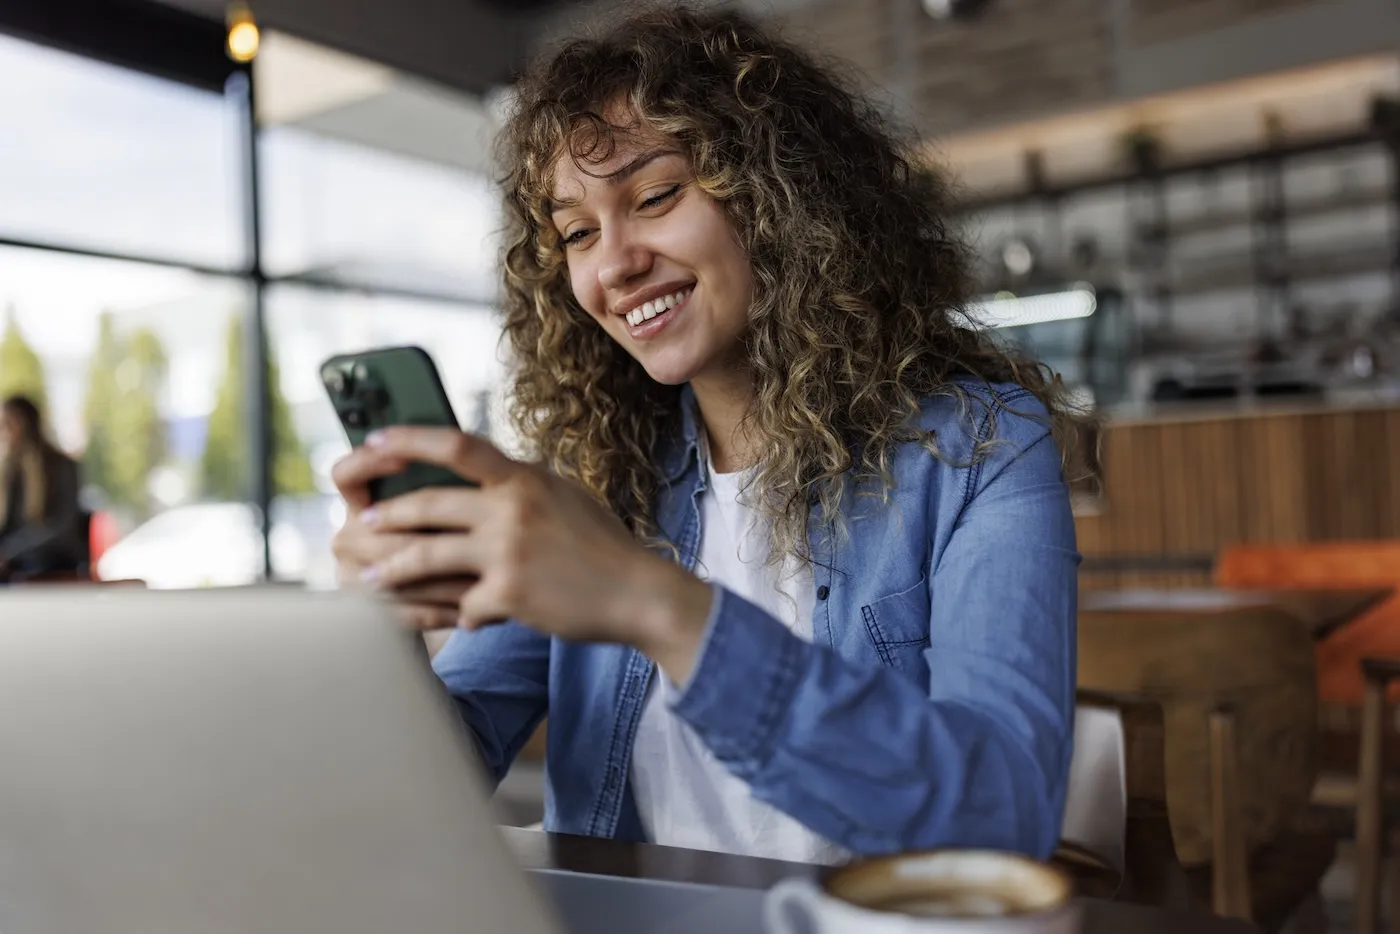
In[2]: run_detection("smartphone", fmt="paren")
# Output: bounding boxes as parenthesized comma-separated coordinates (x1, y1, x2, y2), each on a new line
(319, 345, 476, 503)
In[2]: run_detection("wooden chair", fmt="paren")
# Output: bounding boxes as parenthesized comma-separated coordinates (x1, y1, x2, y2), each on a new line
(1357, 655, 1400, 934)
(1079, 604, 1334, 930)
(1058, 690, 1197, 909)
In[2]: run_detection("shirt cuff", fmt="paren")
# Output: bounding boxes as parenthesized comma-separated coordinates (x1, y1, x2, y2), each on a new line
(669, 583, 810, 773)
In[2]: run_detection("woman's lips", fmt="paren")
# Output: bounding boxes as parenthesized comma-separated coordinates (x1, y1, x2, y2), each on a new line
(625, 288, 691, 340)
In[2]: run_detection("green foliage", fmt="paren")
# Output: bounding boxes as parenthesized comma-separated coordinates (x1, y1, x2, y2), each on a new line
(0, 304, 49, 413)
(201, 315, 246, 501)
(200, 313, 315, 501)
(82, 314, 123, 505)
(82, 314, 171, 518)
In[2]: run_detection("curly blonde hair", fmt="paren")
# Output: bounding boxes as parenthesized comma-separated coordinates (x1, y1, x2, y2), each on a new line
(498, 3, 1083, 565)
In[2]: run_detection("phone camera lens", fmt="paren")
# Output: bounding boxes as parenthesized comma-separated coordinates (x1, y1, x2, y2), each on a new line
(345, 408, 366, 429)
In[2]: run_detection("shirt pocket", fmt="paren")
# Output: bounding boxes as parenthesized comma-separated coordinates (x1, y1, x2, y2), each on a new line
(859, 573, 931, 675)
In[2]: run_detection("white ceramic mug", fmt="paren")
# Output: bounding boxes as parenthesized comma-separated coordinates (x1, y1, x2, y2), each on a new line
(764, 849, 1081, 934)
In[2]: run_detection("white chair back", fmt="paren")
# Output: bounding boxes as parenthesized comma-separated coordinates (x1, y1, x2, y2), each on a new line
(1062, 704, 1129, 875)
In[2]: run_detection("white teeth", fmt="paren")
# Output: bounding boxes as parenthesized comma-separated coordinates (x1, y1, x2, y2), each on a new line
(626, 288, 691, 327)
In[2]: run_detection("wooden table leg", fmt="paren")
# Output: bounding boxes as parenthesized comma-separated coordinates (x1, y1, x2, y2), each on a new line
(1210, 707, 1252, 920)
(1356, 658, 1399, 934)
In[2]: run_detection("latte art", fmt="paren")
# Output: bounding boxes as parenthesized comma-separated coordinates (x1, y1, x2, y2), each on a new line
(868, 890, 1021, 918)
(766, 849, 1078, 934)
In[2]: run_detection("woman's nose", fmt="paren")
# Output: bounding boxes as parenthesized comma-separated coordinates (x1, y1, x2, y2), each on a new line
(597, 230, 653, 291)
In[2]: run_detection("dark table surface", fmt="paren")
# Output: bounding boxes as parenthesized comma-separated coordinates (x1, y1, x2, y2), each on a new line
(1080, 586, 1393, 640)
(502, 828, 1259, 934)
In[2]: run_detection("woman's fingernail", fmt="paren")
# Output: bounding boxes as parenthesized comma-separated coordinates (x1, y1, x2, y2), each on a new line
(360, 507, 379, 526)
(365, 431, 387, 448)
(359, 565, 381, 585)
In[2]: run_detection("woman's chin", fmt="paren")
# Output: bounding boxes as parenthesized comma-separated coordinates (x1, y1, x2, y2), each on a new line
(638, 354, 702, 387)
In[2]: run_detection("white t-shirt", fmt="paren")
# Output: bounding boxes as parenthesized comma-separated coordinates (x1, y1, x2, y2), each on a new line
(628, 455, 848, 865)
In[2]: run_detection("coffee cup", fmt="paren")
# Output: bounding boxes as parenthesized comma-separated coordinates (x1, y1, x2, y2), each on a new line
(764, 849, 1080, 933)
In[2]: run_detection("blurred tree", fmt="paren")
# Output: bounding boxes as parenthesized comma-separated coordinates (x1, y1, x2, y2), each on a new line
(82, 316, 171, 519)
(81, 313, 123, 502)
(111, 329, 169, 516)
(200, 313, 315, 500)
(0, 303, 49, 414)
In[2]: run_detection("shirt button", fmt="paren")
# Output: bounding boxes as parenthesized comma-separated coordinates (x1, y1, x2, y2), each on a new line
(817, 586, 830, 600)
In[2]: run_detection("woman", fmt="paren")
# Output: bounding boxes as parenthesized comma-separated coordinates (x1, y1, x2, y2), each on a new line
(0, 395, 84, 582)
(332, 5, 1081, 864)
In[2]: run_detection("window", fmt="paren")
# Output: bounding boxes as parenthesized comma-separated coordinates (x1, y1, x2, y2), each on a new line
(0, 22, 507, 588)
(0, 33, 243, 268)
(0, 245, 258, 587)
(260, 127, 500, 300)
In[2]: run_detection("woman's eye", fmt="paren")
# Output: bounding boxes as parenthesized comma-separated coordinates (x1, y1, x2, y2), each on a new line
(561, 228, 594, 248)
(640, 184, 681, 209)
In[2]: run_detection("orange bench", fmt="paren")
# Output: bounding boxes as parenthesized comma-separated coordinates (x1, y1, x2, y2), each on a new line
(1215, 541, 1400, 706)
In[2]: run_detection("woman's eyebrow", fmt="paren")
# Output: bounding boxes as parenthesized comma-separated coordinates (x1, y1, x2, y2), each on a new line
(600, 147, 680, 185)
(548, 148, 682, 217)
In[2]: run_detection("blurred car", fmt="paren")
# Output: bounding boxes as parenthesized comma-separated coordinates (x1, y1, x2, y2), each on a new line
(95, 497, 337, 589)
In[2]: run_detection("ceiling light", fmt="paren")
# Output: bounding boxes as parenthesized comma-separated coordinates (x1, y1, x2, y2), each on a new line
(226, 3, 260, 63)
(921, 0, 995, 20)
(969, 285, 1098, 329)
(1001, 238, 1035, 277)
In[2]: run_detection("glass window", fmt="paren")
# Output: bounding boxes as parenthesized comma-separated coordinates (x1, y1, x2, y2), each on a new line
(0, 245, 267, 588)
(259, 127, 501, 300)
(0, 33, 244, 268)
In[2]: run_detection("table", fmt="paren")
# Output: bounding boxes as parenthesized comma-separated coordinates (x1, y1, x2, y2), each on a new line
(503, 828, 1259, 933)
(1081, 587, 1392, 640)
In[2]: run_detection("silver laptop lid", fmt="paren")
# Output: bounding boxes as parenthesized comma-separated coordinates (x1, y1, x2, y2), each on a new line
(0, 586, 561, 934)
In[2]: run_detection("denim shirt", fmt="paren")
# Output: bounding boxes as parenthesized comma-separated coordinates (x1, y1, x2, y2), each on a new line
(432, 381, 1079, 859)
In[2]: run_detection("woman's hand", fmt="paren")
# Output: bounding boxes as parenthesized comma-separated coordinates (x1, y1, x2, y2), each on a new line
(341, 427, 714, 680)
(330, 447, 475, 631)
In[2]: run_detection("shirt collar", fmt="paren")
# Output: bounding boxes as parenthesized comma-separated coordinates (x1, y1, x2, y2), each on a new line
(658, 383, 701, 484)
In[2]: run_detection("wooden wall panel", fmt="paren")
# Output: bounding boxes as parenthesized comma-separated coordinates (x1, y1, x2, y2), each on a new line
(1077, 404, 1400, 588)
(1387, 409, 1400, 535)
(1130, 0, 1320, 46)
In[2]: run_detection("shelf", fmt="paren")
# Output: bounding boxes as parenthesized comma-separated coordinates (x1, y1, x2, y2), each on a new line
(1168, 241, 1395, 296)
(1135, 188, 1394, 241)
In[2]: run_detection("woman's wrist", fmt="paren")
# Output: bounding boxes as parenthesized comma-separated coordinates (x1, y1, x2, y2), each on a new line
(619, 554, 714, 685)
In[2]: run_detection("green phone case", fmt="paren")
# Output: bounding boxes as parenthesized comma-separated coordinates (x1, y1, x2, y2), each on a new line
(319, 345, 475, 503)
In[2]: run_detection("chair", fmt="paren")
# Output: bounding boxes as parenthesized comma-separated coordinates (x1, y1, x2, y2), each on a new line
(1060, 690, 1197, 909)
(1357, 655, 1400, 934)
(1079, 604, 1335, 930)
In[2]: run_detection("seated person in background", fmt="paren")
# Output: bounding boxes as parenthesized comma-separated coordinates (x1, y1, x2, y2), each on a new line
(332, 5, 1082, 864)
(0, 395, 84, 583)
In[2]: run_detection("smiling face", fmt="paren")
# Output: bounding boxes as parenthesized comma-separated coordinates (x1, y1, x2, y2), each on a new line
(549, 135, 755, 388)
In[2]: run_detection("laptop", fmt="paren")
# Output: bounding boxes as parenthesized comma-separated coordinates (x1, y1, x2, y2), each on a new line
(0, 586, 567, 934)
